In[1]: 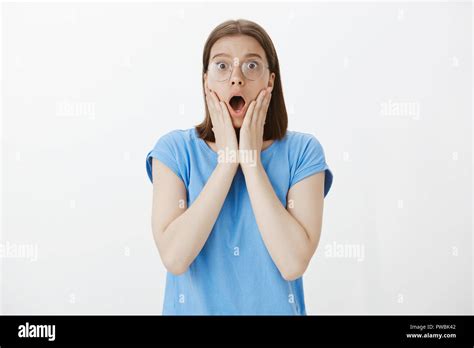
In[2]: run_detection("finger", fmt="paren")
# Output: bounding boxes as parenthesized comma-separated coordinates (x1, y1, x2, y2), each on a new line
(252, 90, 266, 121)
(205, 93, 216, 115)
(242, 100, 256, 129)
(206, 96, 218, 131)
(249, 89, 266, 128)
(205, 82, 212, 98)
(204, 83, 215, 103)
(252, 89, 266, 128)
(209, 88, 218, 100)
(207, 92, 223, 126)
(205, 90, 220, 127)
(205, 83, 214, 102)
(260, 91, 272, 128)
(256, 90, 271, 128)
(205, 93, 212, 112)
(209, 90, 223, 114)
(258, 88, 267, 102)
(219, 101, 232, 124)
(264, 89, 272, 109)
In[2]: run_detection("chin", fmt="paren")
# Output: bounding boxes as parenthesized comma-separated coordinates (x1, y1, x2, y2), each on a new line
(231, 118, 243, 125)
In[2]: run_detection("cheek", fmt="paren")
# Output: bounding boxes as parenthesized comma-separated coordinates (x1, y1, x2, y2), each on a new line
(207, 79, 216, 90)
(207, 83, 224, 100)
(249, 85, 267, 101)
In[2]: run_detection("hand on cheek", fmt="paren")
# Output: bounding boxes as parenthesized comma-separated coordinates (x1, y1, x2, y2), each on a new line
(204, 83, 239, 161)
(239, 87, 273, 169)
(205, 82, 224, 103)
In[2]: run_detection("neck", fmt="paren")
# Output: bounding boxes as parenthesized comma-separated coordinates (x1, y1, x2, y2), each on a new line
(235, 127, 240, 143)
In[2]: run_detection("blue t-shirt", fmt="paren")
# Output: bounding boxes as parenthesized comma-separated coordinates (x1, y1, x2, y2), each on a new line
(146, 127, 333, 315)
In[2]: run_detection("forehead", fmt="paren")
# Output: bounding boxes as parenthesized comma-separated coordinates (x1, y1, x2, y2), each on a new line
(210, 35, 266, 60)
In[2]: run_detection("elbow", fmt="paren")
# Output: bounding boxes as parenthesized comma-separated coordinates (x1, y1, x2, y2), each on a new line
(161, 251, 189, 276)
(152, 225, 189, 276)
(281, 240, 319, 281)
(166, 263, 188, 276)
(281, 269, 303, 281)
(280, 260, 308, 281)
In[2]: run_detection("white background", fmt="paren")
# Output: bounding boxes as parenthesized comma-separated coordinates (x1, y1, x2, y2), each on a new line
(1, 1, 472, 314)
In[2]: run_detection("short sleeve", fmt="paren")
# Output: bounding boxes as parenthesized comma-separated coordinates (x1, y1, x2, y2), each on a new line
(290, 134, 333, 198)
(145, 130, 187, 185)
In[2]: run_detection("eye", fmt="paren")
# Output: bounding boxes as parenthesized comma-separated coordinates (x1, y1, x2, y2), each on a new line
(215, 61, 229, 70)
(246, 61, 259, 70)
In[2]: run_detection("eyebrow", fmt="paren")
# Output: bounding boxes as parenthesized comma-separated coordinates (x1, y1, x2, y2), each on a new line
(211, 53, 263, 60)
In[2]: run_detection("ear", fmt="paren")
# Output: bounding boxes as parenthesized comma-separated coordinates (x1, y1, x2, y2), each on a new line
(268, 72, 275, 92)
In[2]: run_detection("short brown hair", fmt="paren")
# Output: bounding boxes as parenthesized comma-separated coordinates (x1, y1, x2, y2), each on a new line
(195, 19, 288, 142)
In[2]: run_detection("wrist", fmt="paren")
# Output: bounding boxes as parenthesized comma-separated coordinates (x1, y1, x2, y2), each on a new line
(216, 161, 239, 173)
(240, 158, 263, 174)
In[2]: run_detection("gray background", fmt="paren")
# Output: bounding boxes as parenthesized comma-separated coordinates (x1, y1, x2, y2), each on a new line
(1, 1, 472, 314)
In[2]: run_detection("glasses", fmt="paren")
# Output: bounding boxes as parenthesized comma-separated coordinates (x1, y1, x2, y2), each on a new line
(207, 57, 269, 82)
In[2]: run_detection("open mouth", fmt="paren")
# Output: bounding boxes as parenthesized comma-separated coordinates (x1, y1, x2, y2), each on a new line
(228, 95, 246, 114)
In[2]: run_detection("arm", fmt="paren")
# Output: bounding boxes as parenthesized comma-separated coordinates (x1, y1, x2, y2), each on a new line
(151, 158, 238, 275)
(242, 164, 325, 281)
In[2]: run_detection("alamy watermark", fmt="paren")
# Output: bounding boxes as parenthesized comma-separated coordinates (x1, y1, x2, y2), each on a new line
(324, 241, 365, 262)
(0, 241, 38, 262)
(18, 322, 55, 341)
(56, 100, 96, 119)
(380, 99, 420, 120)
(217, 147, 257, 167)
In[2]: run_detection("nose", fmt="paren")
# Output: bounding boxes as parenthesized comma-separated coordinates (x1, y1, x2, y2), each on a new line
(230, 67, 245, 86)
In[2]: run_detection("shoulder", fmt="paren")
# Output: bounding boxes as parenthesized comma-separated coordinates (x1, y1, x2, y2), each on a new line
(287, 129, 321, 142)
(154, 128, 193, 145)
(147, 128, 194, 185)
(285, 130, 333, 196)
(150, 128, 195, 153)
(285, 130, 324, 156)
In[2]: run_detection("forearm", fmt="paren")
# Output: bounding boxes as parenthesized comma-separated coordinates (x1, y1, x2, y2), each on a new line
(243, 163, 311, 280)
(159, 163, 238, 274)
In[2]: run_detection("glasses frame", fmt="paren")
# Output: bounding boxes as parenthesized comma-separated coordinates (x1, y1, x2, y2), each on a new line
(207, 58, 270, 82)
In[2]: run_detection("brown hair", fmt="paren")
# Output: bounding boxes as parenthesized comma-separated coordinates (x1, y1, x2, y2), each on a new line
(195, 19, 288, 142)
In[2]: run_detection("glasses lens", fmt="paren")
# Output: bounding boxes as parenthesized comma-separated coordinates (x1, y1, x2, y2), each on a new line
(209, 59, 232, 82)
(242, 59, 264, 80)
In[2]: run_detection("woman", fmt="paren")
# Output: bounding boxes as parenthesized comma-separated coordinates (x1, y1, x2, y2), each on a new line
(146, 19, 333, 315)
